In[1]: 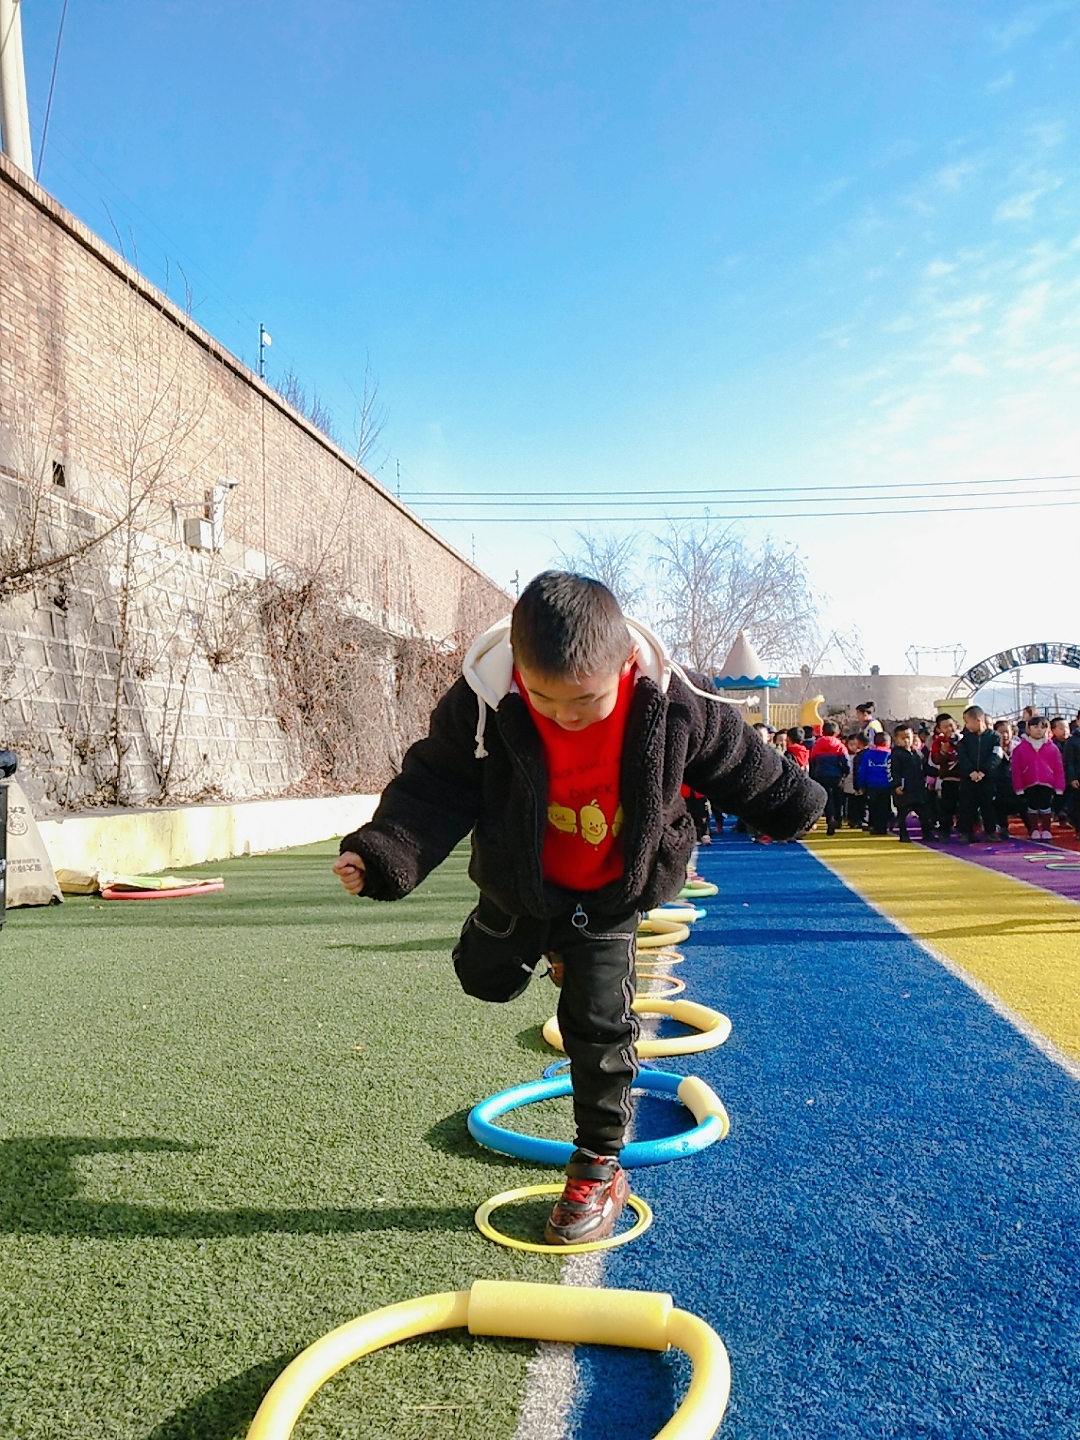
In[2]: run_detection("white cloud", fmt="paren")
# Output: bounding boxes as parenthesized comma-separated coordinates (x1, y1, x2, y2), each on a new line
(812, 176, 856, 208)
(946, 352, 989, 376)
(996, 187, 1047, 220)
(986, 71, 1015, 93)
(925, 259, 956, 278)
(934, 160, 978, 190)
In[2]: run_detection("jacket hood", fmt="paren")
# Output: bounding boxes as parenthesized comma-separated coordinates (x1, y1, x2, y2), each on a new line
(460, 614, 739, 758)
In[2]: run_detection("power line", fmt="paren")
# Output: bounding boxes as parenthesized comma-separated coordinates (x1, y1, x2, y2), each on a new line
(412, 484, 1074, 511)
(36, 0, 70, 181)
(412, 495, 1080, 523)
(403, 471, 1080, 502)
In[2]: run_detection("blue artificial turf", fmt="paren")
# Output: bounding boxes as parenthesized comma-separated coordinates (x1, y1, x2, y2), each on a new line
(567, 833, 1080, 1440)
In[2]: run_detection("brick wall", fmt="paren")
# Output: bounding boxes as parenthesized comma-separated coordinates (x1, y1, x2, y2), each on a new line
(0, 153, 506, 811)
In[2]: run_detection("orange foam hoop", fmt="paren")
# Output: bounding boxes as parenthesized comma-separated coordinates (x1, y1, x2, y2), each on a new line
(101, 882, 225, 900)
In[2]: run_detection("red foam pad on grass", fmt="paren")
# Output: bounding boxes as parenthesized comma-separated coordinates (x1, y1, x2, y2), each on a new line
(101, 882, 226, 901)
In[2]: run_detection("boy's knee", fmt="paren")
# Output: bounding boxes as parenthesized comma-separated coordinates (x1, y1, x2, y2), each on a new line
(453, 947, 534, 1002)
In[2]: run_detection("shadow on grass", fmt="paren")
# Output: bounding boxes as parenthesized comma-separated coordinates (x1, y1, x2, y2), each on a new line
(0, 1137, 473, 1239)
(325, 938, 458, 955)
(145, 1351, 295, 1440)
(423, 1109, 528, 1171)
(145, 1328, 529, 1440)
(515, 1023, 558, 1056)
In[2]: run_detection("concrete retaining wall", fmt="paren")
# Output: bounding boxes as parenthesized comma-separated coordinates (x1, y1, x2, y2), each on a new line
(37, 792, 378, 876)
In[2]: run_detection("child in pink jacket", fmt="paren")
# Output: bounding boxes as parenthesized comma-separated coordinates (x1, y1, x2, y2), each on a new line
(1010, 716, 1066, 840)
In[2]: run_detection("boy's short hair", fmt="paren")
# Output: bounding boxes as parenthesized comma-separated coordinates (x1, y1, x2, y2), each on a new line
(874, 731, 890, 745)
(893, 724, 912, 738)
(511, 571, 632, 679)
(963, 705, 985, 720)
(822, 720, 838, 735)
(934, 713, 953, 726)
(856, 702, 875, 714)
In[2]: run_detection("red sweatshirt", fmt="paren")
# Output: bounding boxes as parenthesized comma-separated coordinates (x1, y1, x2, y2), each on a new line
(518, 668, 635, 891)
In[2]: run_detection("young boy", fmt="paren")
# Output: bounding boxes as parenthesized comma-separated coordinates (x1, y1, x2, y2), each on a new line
(333, 573, 824, 1244)
(928, 714, 962, 840)
(992, 719, 1020, 840)
(858, 729, 893, 835)
(889, 725, 931, 842)
(809, 721, 850, 835)
(956, 705, 1004, 843)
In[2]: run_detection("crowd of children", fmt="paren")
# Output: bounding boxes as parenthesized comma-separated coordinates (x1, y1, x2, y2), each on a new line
(760, 702, 1080, 844)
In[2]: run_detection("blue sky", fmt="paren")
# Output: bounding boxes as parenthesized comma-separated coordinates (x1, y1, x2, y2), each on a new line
(20, 0, 1080, 674)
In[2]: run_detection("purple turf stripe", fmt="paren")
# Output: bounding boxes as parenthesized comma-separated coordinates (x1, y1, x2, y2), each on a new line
(918, 837, 1080, 905)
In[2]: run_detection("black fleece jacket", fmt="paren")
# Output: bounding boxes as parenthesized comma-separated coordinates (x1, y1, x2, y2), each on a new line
(341, 670, 826, 918)
(956, 728, 1005, 780)
(888, 747, 927, 799)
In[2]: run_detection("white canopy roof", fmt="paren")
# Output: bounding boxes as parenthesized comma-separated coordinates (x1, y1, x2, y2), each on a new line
(716, 630, 773, 684)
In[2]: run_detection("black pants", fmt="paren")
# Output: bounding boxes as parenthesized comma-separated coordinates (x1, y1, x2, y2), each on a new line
(937, 781, 961, 837)
(818, 778, 844, 830)
(959, 777, 998, 838)
(453, 895, 638, 1155)
(686, 794, 711, 842)
(845, 792, 866, 828)
(867, 788, 893, 834)
(896, 801, 932, 839)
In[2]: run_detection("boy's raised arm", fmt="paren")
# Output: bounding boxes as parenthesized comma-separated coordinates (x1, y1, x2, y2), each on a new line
(681, 681, 825, 838)
(337, 678, 485, 900)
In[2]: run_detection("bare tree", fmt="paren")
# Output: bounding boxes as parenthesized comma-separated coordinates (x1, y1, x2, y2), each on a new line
(653, 522, 819, 674)
(556, 530, 645, 613)
(272, 368, 340, 445)
(347, 354, 389, 472)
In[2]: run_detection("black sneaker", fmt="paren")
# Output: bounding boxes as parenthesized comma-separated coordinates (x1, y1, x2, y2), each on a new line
(544, 1152, 629, 1245)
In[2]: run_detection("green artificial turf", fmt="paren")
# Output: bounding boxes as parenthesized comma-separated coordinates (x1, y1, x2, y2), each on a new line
(0, 842, 570, 1439)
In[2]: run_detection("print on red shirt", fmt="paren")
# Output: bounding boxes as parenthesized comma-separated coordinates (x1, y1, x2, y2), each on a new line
(517, 667, 635, 891)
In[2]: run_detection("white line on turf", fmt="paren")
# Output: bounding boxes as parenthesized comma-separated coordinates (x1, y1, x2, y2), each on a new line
(511, 1002, 667, 1440)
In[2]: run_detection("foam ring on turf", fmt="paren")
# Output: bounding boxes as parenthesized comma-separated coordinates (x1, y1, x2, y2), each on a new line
(475, 1184, 653, 1253)
(680, 880, 719, 898)
(645, 904, 701, 924)
(244, 1280, 731, 1440)
(637, 916, 691, 949)
(544, 998, 731, 1059)
(635, 973, 686, 996)
(467, 1068, 729, 1167)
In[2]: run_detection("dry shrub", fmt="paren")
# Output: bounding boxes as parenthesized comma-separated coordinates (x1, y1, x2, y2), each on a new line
(258, 570, 478, 795)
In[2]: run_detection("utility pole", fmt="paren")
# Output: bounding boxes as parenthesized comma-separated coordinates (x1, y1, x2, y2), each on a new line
(0, 0, 34, 175)
(258, 324, 272, 379)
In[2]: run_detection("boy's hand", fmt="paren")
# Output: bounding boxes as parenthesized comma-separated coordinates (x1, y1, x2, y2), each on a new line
(971, 770, 984, 782)
(895, 787, 903, 796)
(333, 851, 366, 895)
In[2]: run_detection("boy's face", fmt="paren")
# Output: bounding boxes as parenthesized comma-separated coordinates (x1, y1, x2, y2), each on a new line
(1051, 719, 1068, 741)
(894, 730, 912, 750)
(517, 656, 633, 730)
(964, 713, 987, 733)
(937, 718, 956, 738)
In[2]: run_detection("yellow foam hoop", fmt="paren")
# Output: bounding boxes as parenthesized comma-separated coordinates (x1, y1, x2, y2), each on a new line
(635, 972, 686, 996)
(543, 998, 732, 1058)
(474, 1183, 653, 1253)
(637, 916, 691, 949)
(245, 1280, 731, 1440)
(644, 904, 700, 924)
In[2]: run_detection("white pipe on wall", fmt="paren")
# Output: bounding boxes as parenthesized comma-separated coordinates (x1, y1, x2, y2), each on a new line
(0, 0, 33, 175)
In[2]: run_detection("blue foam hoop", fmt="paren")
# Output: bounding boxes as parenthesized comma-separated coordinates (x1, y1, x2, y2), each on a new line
(467, 1069, 728, 1168)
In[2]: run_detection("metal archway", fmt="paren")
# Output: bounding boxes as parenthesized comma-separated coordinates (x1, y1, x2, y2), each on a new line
(948, 641, 1080, 698)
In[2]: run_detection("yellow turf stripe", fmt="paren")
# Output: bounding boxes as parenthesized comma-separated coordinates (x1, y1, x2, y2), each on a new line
(804, 831, 1080, 1064)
